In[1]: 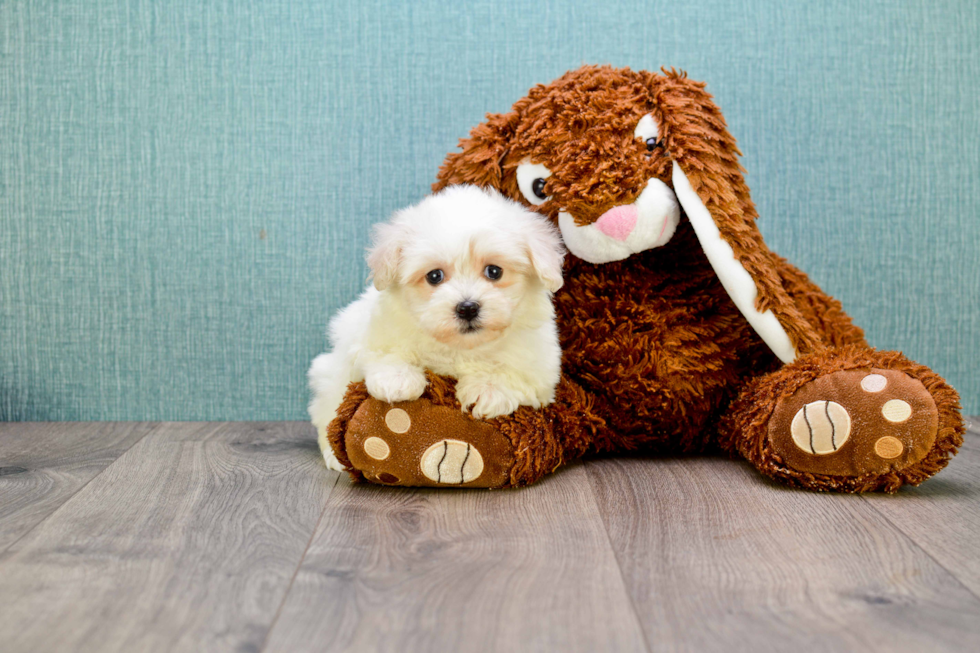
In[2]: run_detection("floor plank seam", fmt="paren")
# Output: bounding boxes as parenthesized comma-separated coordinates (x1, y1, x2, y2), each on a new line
(258, 470, 342, 653)
(858, 494, 980, 605)
(0, 421, 163, 560)
(582, 459, 655, 653)
(857, 428, 980, 606)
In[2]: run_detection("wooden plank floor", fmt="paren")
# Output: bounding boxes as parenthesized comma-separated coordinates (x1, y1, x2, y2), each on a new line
(1, 418, 978, 653)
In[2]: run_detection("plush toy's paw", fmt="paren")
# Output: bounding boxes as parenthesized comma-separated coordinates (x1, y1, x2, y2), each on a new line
(340, 397, 516, 488)
(769, 368, 940, 479)
(724, 347, 964, 493)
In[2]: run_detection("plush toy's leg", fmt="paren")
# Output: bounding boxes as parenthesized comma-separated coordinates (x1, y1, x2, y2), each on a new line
(718, 346, 964, 492)
(321, 373, 604, 488)
(773, 254, 869, 349)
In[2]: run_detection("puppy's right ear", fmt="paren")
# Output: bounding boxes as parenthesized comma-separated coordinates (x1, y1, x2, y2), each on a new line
(366, 221, 404, 291)
(433, 106, 524, 193)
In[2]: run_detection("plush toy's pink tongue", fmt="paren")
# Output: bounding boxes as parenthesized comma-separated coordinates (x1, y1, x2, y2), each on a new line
(595, 205, 637, 241)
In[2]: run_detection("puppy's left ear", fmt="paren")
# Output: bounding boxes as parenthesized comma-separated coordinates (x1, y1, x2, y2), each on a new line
(366, 221, 405, 291)
(641, 69, 824, 363)
(524, 220, 565, 293)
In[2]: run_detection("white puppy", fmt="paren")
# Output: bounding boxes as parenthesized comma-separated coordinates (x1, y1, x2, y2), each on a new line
(308, 185, 565, 471)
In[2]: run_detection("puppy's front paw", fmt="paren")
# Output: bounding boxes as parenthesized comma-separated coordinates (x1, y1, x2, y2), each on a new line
(365, 365, 427, 403)
(323, 447, 346, 473)
(456, 379, 527, 419)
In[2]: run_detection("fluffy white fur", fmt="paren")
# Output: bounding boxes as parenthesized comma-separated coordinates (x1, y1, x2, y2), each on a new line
(308, 185, 565, 471)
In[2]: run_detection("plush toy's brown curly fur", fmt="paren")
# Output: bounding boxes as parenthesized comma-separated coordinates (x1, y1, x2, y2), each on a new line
(327, 65, 963, 492)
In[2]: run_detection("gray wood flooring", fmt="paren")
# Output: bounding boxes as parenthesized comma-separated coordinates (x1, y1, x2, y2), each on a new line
(1, 418, 978, 653)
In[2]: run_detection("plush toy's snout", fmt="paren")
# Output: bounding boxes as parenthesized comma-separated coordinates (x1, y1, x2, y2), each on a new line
(594, 205, 637, 241)
(556, 178, 681, 265)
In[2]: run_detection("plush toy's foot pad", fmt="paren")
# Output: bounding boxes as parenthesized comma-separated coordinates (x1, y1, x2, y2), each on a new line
(769, 368, 939, 477)
(343, 397, 515, 488)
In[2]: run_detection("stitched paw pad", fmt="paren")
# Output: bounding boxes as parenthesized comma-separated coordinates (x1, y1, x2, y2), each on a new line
(769, 368, 939, 477)
(342, 399, 515, 488)
(420, 440, 485, 484)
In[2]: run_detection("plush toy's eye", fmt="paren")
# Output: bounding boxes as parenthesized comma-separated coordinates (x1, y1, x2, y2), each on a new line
(516, 161, 553, 206)
(484, 264, 503, 281)
(425, 269, 444, 285)
(531, 178, 547, 200)
(635, 114, 662, 155)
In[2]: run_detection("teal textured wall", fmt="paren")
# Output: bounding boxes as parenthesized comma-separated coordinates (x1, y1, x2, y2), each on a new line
(1, 0, 978, 420)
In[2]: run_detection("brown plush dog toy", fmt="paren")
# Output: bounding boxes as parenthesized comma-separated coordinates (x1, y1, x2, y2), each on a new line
(323, 65, 963, 492)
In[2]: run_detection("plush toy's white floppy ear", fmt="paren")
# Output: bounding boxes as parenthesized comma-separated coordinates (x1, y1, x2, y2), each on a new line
(645, 69, 826, 363)
(671, 163, 798, 363)
(519, 215, 565, 293)
(366, 221, 405, 291)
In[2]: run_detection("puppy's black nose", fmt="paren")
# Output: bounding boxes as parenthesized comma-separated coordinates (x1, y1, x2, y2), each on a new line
(455, 300, 480, 321)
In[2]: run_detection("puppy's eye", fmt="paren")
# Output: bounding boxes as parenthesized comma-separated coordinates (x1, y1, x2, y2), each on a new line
(425, 269, 444, 285)
(516, 161, 552, 206)
(645, 137, 662, 151)
(484, 265, 503, 281)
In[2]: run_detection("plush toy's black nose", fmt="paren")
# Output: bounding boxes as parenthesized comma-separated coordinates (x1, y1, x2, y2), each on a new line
(455, 300, 480, 321)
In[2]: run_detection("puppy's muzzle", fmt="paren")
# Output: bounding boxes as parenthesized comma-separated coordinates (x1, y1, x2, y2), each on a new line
(455, 300, 481, 322)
